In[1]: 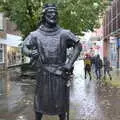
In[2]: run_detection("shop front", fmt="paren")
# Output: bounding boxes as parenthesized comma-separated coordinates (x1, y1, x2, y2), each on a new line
(0, 34, 22, 69)
(109, 37, 117, 67)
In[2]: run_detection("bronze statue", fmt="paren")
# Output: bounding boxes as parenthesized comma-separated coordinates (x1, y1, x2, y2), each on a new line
(22, 3, 82, 120)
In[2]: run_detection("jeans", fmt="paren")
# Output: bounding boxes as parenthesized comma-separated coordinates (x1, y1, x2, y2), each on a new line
(104, 68, 112, 80)
(95, 68, 101, 79)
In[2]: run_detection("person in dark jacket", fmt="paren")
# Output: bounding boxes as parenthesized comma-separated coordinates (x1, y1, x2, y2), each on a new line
(94, 54, 103, 80)
(22, 3, 82, 120)
(103, 57, 112, 80)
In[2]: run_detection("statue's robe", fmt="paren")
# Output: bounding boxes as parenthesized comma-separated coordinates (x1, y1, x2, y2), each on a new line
(23, 25, 78, 115)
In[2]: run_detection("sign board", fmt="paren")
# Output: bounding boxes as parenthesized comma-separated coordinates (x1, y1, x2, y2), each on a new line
(0, 13, 4, 30)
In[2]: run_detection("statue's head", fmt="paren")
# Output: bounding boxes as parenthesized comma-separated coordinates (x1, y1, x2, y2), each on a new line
(42, 3, 58, 26)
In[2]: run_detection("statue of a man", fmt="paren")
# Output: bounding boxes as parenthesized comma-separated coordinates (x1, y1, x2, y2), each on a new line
(22, 3, 82, 120)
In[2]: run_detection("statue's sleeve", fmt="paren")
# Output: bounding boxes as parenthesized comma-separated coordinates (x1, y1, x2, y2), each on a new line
(22, 33, 36, 57)
(66, 30, 79, 48)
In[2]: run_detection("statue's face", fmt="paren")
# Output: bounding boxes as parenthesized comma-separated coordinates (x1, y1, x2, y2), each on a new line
(45, 8, 57, 26)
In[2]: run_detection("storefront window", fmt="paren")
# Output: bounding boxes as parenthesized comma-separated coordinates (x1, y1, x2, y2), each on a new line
(7, 47, 21, 65)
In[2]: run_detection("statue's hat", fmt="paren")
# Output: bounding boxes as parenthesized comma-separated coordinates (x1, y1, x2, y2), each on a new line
(42, 3, 57, 13)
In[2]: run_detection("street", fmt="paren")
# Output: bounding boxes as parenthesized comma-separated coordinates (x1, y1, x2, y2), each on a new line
(0, 60, 120, 120)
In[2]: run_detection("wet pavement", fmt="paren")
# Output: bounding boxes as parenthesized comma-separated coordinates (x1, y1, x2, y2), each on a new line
(0, 60, 120, 120)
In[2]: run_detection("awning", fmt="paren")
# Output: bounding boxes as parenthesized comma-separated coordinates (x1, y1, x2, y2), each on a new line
(0, 34, 22, 47)
(89, 36, 101, 41)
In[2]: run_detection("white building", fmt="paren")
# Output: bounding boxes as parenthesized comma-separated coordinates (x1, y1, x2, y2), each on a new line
(0, 12, 22, 69)
(0, 34, 22, 69)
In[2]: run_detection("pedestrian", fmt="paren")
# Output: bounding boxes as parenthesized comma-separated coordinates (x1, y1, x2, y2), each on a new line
(91, 55, 96, 74)
(84, 54, 92, 80)
(103, 57, 112, 80)
(22, 3, 82, 120)
(94, 54, 103, 80)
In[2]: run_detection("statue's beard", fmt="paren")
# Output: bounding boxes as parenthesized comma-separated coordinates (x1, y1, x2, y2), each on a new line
(45, 17, 57, 27)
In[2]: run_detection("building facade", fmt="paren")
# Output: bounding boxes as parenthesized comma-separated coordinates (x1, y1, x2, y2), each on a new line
(0, 12, 22, 70)
(103, 0, 120, 68)
(0, 12, 7, 69)
(90, 26, 104, 59)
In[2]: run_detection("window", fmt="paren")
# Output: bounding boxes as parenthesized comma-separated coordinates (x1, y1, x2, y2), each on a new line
(0, 49, 4, 63)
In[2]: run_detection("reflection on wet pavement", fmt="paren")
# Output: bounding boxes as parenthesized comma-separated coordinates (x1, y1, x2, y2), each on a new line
(0, 61, 120, 120)
(0, 68, 35, 120)
(70, 60, 104, 120)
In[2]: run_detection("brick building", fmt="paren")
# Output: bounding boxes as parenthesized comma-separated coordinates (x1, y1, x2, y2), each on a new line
(103, 0, 120, 68)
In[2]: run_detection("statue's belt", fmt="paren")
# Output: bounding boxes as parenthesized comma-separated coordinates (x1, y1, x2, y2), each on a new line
(42, 64, 64, 76)
(31, 57, 65, 75)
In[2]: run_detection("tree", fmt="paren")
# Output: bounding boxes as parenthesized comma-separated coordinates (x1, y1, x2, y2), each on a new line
(0, 0, 108, 37)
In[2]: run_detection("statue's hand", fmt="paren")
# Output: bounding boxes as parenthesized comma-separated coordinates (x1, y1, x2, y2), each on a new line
(62, 63, 72, 71)
(30, 50, 39, 58)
